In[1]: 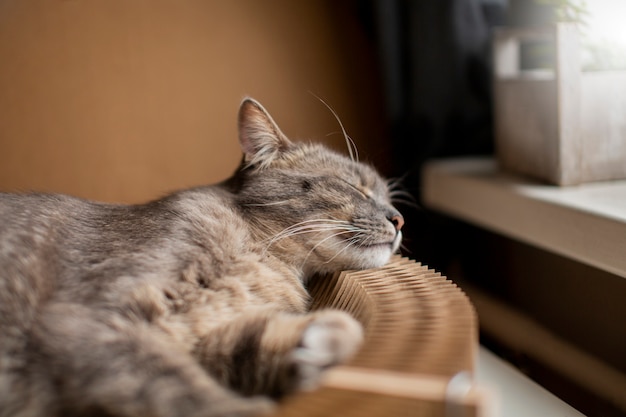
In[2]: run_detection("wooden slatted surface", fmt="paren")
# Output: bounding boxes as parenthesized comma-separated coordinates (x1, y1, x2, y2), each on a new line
(273, 256, 487, 417)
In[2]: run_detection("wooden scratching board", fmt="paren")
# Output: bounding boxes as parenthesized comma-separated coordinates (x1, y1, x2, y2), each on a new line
(274, 255, 491, 417)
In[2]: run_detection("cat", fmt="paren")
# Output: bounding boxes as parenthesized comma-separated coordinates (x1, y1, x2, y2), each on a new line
(0, 97, 404, 417)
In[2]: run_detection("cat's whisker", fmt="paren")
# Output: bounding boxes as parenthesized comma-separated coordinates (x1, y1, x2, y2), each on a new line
(267, 221, 356, 243)
(275, 218, 352, 229)
(346, 135, 359, 163)
(389, 190, 414, 200)
(391, 198, 420, 210)
(387, 182, 418, 210)
(386, 173, 410, 190)
(386, 176, 414, 200)
(355, 236, 375, 249)
(323, 228, 378, 265)
(323, 237, 361, 265)
(386, 177, 405, 190)
(311, 93, 358, 162)
(312, 228, 366, 252)
(243, 200, 292, 207)
(262, 219, 361, 255)
(271, 219, 357, 235)
(264, 221, 345, 241)
(347, 232, 368, 245)
(301, 229, 360, 268)
(399, 241, 412, 254)
(265, 226, 353, 249)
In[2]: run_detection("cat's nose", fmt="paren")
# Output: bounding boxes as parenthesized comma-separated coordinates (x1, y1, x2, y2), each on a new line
(389, 214, 404, 232)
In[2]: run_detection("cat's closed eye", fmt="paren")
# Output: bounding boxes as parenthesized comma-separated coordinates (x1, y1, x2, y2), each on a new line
(342, 179, 371, 200)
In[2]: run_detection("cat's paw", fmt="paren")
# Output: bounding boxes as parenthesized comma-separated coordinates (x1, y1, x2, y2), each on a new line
(290, 310, 363, 391)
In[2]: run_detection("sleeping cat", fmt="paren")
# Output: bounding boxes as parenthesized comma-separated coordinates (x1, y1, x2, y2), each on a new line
(0, 98, 404, 417)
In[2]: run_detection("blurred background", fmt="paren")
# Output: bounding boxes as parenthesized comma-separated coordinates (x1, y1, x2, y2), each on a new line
(1, 1, 624, 416)
(3, 0, 623, 200)
(0, 1, 388, 203)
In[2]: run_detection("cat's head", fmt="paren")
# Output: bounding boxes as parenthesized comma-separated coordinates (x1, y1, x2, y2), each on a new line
(232, 97, 403, 275)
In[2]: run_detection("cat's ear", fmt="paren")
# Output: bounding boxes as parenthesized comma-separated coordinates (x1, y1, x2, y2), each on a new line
(238, 97, 293, 168)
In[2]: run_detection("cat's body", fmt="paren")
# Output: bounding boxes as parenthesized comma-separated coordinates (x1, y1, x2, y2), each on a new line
(0, 98, 403, 417)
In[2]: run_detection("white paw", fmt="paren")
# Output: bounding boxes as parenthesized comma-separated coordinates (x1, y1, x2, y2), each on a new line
(290, 310, 363, 391)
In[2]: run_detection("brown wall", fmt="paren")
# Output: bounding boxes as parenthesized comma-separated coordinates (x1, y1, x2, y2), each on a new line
(0, 1, 386, 203)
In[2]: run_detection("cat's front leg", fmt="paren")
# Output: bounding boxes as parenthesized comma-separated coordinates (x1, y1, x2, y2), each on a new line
(288, 309, 364, 391)
(195, 309, 363, 398)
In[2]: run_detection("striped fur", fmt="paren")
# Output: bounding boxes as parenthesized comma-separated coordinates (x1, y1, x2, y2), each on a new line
(0, 98, 403, 417)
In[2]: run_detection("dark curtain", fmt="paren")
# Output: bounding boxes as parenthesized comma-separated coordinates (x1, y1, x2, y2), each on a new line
(357, 0, 505, 268)
(373, 0, 504, 184)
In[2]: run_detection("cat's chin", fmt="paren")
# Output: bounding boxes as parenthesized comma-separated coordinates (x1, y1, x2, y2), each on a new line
(327, 244, 395, 272)
(307, 247, 392, 276)
(355, 246, 395, 269)
(343, 232, 402, 270)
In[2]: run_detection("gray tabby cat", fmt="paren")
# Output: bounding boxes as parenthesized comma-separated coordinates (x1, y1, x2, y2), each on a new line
(0, 98, 404, 417)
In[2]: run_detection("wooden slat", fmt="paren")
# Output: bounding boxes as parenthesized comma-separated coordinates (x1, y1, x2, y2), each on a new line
(273, 256, 483, 416)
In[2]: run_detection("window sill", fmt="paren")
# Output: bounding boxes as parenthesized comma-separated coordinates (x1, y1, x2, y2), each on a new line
(422, 157, 626, 279)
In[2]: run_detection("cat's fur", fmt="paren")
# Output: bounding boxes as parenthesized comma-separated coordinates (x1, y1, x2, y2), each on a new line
(0, 98, 403, 417)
